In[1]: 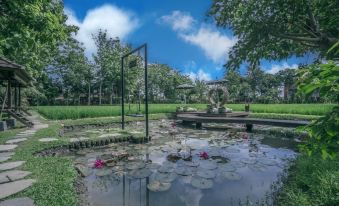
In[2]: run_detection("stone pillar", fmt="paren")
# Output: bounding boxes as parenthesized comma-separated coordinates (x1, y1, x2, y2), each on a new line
(6, 118, 16, 128)
(0, 121, 7, 131)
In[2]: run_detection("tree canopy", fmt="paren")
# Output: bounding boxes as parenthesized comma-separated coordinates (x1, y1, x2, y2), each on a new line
(0, 0, 76, 78)
(209, 0, 339, 70)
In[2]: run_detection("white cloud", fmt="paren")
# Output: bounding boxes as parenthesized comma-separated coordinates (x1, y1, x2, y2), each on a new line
(180, 27, 237, 63)
(160, 11, 195, 31)
(160, 11, 236, 63)
(266, 62, 298, 74)
(186, 69, 211, 81)
(65, 5, 139, 55)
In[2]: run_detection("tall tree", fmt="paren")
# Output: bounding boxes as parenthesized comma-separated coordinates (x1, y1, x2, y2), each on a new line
(209, 0, 339, 70)
(0, 0, 76, 78)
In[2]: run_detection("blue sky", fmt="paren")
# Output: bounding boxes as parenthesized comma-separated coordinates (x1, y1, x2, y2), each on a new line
(64, 0, 314, 80)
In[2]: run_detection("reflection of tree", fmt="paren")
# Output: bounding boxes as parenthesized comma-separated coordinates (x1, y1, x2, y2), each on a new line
(92, 174, 121, 192)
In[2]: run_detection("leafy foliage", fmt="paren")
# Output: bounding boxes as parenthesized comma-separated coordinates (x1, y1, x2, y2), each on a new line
(0, 0, 76, 78)
(209, 0, 339, 70)
(297, 61, 339, 159)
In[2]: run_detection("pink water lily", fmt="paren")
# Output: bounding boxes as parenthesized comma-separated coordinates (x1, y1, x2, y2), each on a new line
(171, 122, 176, 128)
(199, 152, 209, 160)
(94, 159, 105, 169)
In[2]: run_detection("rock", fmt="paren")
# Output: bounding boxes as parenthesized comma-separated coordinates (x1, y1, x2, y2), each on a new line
(0, 145, 17, 152)
(0, 157, 10, 163)
(75, 164, 91, 177)
(0, 179, 36, 199)
(166, 153, 181, 163)
(0, 161, 25, 171)
(0, 170, 32, 184)
(38, 138, 58, 142)
(0, 197, 35, 206)
(5, 138, 27, 144)
(0, 153, 14, 158)
(95, 169, 112, 177)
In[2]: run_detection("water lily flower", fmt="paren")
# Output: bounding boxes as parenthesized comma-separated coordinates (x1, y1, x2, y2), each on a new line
(171, 122, 176, 128)
(199, 151, 209, 160)
(94, 159, 105, 169)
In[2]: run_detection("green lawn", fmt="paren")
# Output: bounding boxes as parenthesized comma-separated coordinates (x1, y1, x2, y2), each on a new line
(35, 104, 335, 120)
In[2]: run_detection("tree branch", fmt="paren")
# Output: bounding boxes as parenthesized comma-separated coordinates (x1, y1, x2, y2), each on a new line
(276, 33, 320, 42)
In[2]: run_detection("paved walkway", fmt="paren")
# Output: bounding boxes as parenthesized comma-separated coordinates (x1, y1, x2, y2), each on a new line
(0, 115, 48, 205)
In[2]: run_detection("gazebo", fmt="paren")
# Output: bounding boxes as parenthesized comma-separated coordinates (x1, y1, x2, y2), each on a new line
(0, 58, 33, 129)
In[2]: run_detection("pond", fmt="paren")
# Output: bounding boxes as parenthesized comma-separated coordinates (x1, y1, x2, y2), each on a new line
(69, 120, 298, 206)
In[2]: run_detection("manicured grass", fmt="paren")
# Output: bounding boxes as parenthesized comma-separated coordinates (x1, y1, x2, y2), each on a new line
(61, 113, 171, 126)
(0, 124, 77, 206)
(277, 155, 339, 206)
(35, 104, 335, 120)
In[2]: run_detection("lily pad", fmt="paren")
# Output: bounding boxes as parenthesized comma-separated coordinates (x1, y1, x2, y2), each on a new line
(222, 172, 242, 181)
(127, 168, 152, 179)
(125, 162, 145, 170)
(183, 161, 199, 167)
(111, 166, 124, 172)
(175, 167, 194, 176)
(240, 158, 257, 164)
(224, 148, 240, 153)
(199, 161, 217, 170)
(219, 164, 236, 172)
(146, 163, 161, 170)
(191, 177, 213, 189)
(95, 169, 112, 177)
(147, 181, 171, 192)
(257, 158, 278, 166)
(158, 165, 174, 173)
(154, 172, 177, 182)
(228, 161, 246, 168)
(248, 164, 267, 172)
(196, 169, 216, 179)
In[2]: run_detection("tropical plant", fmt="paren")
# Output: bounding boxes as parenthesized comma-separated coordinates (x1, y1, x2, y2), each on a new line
(297, 61, 339, 159)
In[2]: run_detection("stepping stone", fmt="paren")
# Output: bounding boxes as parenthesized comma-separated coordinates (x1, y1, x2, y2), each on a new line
(70, 137, 89, 143)
(0, 157, 10, 163)
(0, 179, 36, 199)
(38, 138, 58, 142)
(0, 153, 14, 158)
(0, 161, 25, 171)
(0, 145, 17, 152)
(0, 197, 35, 206)
(0, 170, 32, 184)
(5, 138, 27, 144)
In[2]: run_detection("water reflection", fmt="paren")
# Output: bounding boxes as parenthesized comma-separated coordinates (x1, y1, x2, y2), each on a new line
(72, 121, 298, 206)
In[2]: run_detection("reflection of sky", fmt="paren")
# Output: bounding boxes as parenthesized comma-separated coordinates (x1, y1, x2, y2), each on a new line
(78, 123, 297, 206)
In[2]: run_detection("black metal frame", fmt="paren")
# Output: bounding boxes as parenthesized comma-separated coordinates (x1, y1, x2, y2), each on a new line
(121, 43, 149, 138)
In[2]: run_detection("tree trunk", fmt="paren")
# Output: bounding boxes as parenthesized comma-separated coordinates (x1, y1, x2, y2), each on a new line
(87, 83, 91, 105)
(110, 83, 114, 105)
(99, 81, 102, 105)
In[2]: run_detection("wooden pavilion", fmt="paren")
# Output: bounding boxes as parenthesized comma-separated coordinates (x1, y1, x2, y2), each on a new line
(0, 57, 33, 128)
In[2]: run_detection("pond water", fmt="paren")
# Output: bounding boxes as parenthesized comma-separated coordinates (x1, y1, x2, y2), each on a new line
(70, 120, 298, 206)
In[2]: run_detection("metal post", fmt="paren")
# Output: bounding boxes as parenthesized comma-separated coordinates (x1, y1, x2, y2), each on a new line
(144, 44, 149, 139)
(121, 57, 125, 130)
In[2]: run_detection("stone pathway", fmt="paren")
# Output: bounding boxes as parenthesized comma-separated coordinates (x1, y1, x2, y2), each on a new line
(0, 115, 48, 205)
